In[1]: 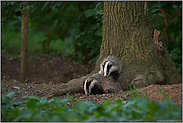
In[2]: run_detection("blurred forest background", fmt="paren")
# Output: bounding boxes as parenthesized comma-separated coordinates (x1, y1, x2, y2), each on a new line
(1, 1, 182, 75)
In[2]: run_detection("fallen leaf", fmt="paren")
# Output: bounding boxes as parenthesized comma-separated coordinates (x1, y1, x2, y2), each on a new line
(13, 86, 20, 90)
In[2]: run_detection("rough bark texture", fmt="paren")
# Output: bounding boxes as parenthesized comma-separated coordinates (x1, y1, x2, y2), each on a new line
(51, 1, 181, 96)
(20, 2, 29, 83)
(95, 1, 181, 90)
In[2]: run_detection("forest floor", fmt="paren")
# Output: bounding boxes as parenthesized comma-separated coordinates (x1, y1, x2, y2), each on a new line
(1, 53, 182, 106)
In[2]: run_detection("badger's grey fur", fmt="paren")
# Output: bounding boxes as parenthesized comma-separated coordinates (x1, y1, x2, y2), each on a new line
(99, 56, 121, 82)
(83, 74, 122, 95)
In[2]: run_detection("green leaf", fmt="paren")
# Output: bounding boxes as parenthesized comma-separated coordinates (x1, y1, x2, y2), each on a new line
(41, 2, 50, 11)
(95, 2, 101, 9)
(103, 98, 112, 106)
(84, 8, 97, 17)
(122, 100, 136, 110)
(48, 98, 54, 103)
(51, 106, 64, 112)
(5, 91, 15, 98)
(136, 97, 150, 110)
(26, 99, 37, 110)
(159, 90, 168, 100)
(13, 100, 28, 107)
(22, 95, 40, 100)
(13, 109, 34, 121)
(151, 9, 160, 13)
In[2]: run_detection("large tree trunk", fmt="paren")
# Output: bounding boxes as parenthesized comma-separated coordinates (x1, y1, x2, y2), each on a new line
(49, 1, 181, 96)
(96, 1, 181, 90)
(20, 2, 29, 83)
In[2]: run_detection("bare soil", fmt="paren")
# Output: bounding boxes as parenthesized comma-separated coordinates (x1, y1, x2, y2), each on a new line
(1, 53, 182, 106)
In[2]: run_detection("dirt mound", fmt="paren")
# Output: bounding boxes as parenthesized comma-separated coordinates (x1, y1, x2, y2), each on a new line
(1, 53, 182, 106)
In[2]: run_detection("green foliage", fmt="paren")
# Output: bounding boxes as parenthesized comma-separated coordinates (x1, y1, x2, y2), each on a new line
(1, 1, 103, 64)
(64, 2, 103, 64)
(1, 1, 34, 25)
(27, 1, 103, 64)
(1, 1, 182, 68)
(147, 2, 182, 75)
(128, 85, 147, 99)
(1, 26, 21, 55)
(1, 80, 5, 92)
(1, 91, 182, 122)
(169, 47, 182, 75)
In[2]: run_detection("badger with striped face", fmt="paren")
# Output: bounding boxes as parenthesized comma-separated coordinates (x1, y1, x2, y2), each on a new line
(83, 74, 122, 95)
(84, 74, 103, 95)
(99, 56, 121, 82)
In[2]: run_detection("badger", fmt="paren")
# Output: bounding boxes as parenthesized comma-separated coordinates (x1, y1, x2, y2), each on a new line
(83, 74, 122, 95)
(99, 56, 121, 82)
(84, 74, 103, 95)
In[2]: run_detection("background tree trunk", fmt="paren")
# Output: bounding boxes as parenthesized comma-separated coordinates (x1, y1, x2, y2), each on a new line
(49, 1, 181, 96)
(95, 1, 181, 90)
(20, 2, 29, 83)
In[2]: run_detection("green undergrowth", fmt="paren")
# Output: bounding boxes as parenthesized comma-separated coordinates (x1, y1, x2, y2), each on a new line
(1, 89, 182, 122)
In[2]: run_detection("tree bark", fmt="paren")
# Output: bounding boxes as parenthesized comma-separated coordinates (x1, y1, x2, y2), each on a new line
(20, 2, 29, 83)
(49, 1, 181, 96)
(96, 1, 181, 90)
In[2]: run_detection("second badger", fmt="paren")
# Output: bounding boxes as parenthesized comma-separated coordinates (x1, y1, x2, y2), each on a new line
(99, 55, 121, 82)
(84, 73, 122, 95)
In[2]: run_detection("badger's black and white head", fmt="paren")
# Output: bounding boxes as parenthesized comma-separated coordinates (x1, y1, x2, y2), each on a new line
(103, 61, 121, 81)
(99, 56, 121, 82)
(83, 76, 103, 95)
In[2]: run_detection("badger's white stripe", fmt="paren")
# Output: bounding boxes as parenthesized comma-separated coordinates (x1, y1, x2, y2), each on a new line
(84, 79, 88, 95)
(104, 61, 111, 76)
(108, 66, 119, 76)
(88, 80, 97, 94)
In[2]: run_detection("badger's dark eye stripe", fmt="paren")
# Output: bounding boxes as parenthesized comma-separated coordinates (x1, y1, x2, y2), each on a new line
(86, 80, 92, 87)
(107, 64, 112, 76)
(86, 80, 92, 94)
